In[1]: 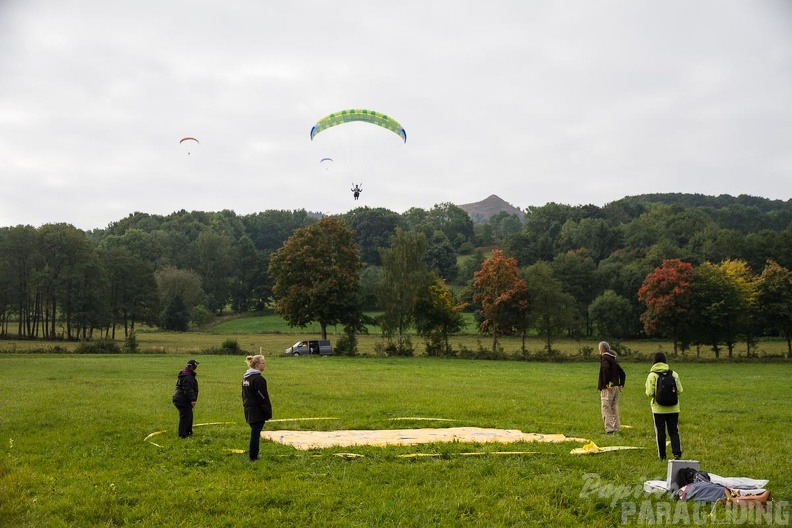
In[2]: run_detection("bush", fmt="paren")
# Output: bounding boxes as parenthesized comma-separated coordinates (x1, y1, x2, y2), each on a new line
(123, 331, 139, 353)
(385, 336, 414, 357)
(75, 338, 121, 354)
(335, 333, 357, 356)
(190, 305, 216, 328)
(203, 338, 245, 355)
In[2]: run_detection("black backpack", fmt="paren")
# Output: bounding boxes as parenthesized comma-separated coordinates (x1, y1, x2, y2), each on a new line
(655, 370, 678, 406)
(684, 468, 710, 484)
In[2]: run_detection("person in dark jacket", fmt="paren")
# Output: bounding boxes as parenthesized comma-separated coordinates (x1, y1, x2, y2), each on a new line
(597, 341, 626, 434)
(172, 359, 199, 438)
(242, 355, 272, 461)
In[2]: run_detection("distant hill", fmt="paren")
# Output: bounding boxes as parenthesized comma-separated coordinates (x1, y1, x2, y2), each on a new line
(457, 195, 525, 223)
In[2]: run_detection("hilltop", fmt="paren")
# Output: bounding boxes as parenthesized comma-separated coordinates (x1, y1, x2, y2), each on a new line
(457, 195, 525, 223)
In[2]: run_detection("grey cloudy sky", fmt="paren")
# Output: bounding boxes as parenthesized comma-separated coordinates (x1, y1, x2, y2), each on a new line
(1, 1, 791, 231)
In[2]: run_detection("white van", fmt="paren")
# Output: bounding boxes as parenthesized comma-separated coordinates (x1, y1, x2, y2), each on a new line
(284, 339, 333, 356)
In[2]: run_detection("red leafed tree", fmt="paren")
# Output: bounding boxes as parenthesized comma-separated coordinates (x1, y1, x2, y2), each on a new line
(638, 258, 694, 355)
(473, 249, 529, 352)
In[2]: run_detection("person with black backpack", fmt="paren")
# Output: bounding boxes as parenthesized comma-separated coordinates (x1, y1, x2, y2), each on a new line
(645, 352, 683, 460)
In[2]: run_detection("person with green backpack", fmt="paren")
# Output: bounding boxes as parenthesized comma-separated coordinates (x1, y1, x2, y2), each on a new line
(645, 352, 684, 461)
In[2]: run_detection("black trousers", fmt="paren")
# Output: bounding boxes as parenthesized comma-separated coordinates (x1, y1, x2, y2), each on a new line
(174, 403, 194, 438)
(653, 412, 681, 460)
(248, 420, 265, 460)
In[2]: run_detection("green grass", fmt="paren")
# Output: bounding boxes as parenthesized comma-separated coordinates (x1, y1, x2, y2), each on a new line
(0, 355, 789, 527)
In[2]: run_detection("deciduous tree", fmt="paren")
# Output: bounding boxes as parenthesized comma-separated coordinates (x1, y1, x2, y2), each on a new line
(689, 260, 755, 358)
(638, 259, 694, 355)
(268, 217, 362, 339)
(757, 260, 792, 358)
(589, 290, 633, 340)
(376, 228, 432, 355)
(414, 276, 466, 356)
(473, 249, 529, 352)
(521, 261, 576, 353)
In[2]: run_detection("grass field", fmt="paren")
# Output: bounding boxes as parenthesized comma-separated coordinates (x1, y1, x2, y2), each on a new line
(1, 354, 789, 527)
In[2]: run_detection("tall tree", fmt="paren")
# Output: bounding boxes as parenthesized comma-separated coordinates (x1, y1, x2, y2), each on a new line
(638, 259, 694, 355)
(473, 249, 529, 352)
(719, 258, 759, 356)
(268, 217, 363, 339)
(37, 223, 96, 340)
(0, 226, 42, 338)
(242, 209, 317, 253)
(589, 290, 632, 340)
(99, 246, 158, 338)
(427, 202, 475, 249)
(757, 260, 792, 358)
(504, 202, 577, 265)
(689, 260, 753, 358)
(155, 266, 206, 329)
(231, 236, 268, 312)
(376, 228, 432, 354)
(193, 231, 236, 314)
(551, 249, 598, 336)
(423, 231, 458, 282)
(414, 276, 467, 357)
(339, 206, 402, 265)
(521, 261, 576, 353)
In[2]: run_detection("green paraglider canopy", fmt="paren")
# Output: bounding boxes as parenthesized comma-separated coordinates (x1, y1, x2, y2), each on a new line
(310, 109, 406, 143)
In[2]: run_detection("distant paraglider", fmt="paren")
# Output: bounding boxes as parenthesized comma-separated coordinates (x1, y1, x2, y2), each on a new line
(320, 157, 333, 170)
(180, 137, 199, 155)
(351, 183, 362, 200)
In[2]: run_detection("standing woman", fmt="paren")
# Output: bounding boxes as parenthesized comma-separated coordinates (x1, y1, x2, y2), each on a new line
(172, 359, 199, 438)
(242, 355, 273, 461)
(645, 352, 683, 460)
(597, 341, 626, 434)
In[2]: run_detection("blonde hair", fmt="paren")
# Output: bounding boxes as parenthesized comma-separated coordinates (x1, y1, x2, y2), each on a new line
(599, 341, 611, 353)
(246, 355, 265, 368)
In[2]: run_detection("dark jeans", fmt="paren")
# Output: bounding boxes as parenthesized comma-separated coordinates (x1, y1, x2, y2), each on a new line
(653, 412, 681, 459)
(174, 402, 193, 438)
(249, 421, 265, 460)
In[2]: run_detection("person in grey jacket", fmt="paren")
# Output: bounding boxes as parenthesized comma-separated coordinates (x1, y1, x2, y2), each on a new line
(242, 355, 273, 461)
(172, 359, 199, 438)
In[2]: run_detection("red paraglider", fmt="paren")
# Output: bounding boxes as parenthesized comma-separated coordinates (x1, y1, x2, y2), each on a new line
(179, 137, 199, 155)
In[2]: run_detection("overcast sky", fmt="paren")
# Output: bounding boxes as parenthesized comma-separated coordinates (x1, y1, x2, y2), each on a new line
(1, 1, 791, 231)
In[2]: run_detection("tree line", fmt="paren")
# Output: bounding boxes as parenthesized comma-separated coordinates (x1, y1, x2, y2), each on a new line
(1, 194, 791, 358)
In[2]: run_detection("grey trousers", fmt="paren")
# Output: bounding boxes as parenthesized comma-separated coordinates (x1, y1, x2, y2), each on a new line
(600, 387, 621, 433)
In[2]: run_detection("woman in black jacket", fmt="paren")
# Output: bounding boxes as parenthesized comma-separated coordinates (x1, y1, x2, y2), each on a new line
(242, 355, 273, 461)
(173, 359, 199, 438)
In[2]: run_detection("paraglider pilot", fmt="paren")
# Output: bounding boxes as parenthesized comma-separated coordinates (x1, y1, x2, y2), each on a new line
(351, 183, 362, 200)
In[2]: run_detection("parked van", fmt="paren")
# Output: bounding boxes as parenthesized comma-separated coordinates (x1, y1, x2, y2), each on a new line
(284, 339, 333, 356)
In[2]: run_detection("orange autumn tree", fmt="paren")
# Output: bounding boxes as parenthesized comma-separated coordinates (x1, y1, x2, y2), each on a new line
(638, 259, 694, 355)
(473, 249, 529, 352)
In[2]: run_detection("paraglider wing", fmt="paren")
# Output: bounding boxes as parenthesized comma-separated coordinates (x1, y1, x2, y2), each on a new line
(320, 157, 334, 170)
(310, 109, 406, 143)
(179, 137, 199, 155)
